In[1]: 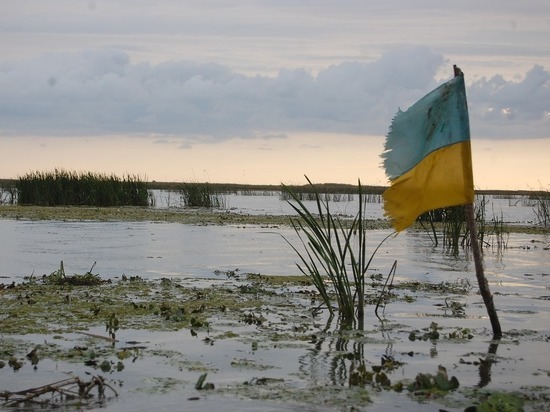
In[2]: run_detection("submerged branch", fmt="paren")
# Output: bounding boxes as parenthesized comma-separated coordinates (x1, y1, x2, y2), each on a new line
(1, 375, 118, 408)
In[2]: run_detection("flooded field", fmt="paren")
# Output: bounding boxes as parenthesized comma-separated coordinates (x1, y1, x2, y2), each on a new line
(0, 192, 549, 411)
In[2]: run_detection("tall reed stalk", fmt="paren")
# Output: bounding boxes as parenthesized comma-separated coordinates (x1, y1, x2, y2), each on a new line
(282, 177, 392, 328)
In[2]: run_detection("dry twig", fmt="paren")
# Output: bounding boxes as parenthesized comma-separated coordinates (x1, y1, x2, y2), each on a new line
(1, 375, 118, 408)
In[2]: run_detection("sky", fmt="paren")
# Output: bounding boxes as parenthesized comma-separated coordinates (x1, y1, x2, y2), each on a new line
(1, 1, 549, 190)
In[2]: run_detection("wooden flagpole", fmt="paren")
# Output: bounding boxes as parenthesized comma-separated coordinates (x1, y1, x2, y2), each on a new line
(465, 203, 502, 338)
(454, 65, 502, 339)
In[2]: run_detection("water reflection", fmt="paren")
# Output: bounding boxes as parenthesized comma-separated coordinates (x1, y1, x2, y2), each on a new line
(477, 341, 499, 388)
(299, 317, 397, 389)
(299, 316, 501, 393)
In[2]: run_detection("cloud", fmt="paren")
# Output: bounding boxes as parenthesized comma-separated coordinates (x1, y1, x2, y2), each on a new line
(1, 46, 548, 140)
(468, 65, 550, 138)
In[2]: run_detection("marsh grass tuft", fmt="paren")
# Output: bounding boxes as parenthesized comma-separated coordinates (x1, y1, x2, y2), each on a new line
(489, 206, 509, 250)
(419, 206, 468, 253)
(420, 196, 513, 253)
(531, 187, 550, 228)
(282, 176, 392, 328)
(180, 181, 226, 208)
(16, 169, 149, 207)
(441, 206, 467, 254)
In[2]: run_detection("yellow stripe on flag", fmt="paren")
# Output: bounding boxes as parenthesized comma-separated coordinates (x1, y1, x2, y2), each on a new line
(383, 140, 474, 232)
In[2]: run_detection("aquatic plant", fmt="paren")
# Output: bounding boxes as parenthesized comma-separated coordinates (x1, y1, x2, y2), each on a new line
(475, 194, 488, 247)
(442, 205, 467, 254)
(420, 198, 492, 253)
(2, 261, 547, 411)
(16, 169, 149, 207)
(474, 391, 525, 412)
(42, 261, 104, 286)
(418, 206, 467, 252)
(531, 186, 550, 228)
(489, 206, 509, 250)
(407, 365, 459, 395)
(180, 181, 226, 208)
(282, 176, 393, 328)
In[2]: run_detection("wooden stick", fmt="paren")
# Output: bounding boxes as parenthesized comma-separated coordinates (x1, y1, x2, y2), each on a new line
(453, 64, 502, 338)
(465, 203, 502, 338)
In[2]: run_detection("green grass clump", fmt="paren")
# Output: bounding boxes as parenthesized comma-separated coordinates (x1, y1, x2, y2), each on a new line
(16, 169, 149, 207)
(180, 181, 226, 208)
(282, 176, 392, 328)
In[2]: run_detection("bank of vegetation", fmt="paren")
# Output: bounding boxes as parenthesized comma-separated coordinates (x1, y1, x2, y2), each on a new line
(6, 170, 150, 207)
(0, 171, 548, 234)
(2, 176, 547, 198)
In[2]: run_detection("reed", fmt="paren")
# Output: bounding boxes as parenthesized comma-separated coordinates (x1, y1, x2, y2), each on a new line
(180, 181, 226, 208)
(441, 205, 467, 255)
(419, 194, 516, 254)
(489, 207, 509, 250)
(16, 169, 149, 207)
(282, 176, 392, 328)
(419, 206, 466, 251)
(531, 187, 550, 228)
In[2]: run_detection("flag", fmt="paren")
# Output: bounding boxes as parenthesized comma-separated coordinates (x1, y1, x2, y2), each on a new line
(381, 74, 474, 232)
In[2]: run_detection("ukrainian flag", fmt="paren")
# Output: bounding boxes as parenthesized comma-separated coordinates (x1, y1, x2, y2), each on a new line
(381, 74, 474, 232)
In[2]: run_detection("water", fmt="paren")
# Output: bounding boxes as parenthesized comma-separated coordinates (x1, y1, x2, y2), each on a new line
(0, 193, 549, 411)
(154, 190, 541, 221)
(1, 193, 548, 334)
(0, 220, 299, 281)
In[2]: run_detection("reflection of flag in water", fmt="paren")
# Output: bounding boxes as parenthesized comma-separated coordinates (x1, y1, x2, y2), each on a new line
(381, 74, 474, 232)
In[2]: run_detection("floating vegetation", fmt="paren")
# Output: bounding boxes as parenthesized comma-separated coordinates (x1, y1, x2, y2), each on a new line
(0, 268, 267, 335)
(472, 391, 525, 412)
(41, 261, 104, 286)
(1, 262, 549, 411)
(349, 355, 405, 390)
(16, 169, 150, 207)
(393, 278, 472, 295)
(406, 365, 459, 396)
